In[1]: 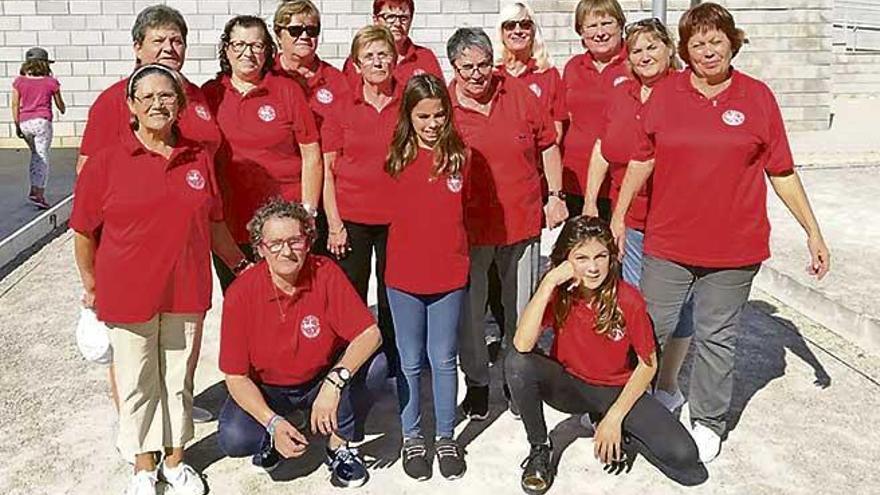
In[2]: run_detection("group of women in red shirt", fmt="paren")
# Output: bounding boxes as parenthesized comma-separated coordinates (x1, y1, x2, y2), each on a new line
(70, 1, 830, 494)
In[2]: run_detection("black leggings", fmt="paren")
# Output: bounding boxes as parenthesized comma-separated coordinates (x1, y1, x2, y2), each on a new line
(505, 351, 707, 486)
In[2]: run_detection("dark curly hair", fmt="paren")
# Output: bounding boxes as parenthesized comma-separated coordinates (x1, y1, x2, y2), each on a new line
(246, 198, 316, 257)
(218, 15, 276, 78)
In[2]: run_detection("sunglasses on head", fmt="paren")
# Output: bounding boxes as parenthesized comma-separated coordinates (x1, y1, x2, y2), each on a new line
(625, 17, 665, 36)
(502, 19, 535, 31)
(281, 24, 321, 39)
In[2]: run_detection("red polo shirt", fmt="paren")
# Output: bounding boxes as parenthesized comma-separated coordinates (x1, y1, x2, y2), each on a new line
(219, 256, 376, 386)
(561, 49, 631, 196)
(343, 38, 444, 86)
(202, 73, 319, 243)
(600, 78, 657, 231)
(386, 148, 469, 294)
(80, 76, 221, 158)
(498, 60, 567, 122)
(450, 75, 556, 246)
(321, 80, 401, 225)
(272, 55, 352, 152)
(633, 69, 795, 267)
(545, 281, 655, 386)
(70, 131, 223, 324)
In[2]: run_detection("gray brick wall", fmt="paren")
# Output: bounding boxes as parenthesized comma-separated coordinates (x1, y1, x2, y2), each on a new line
(0, 0, 834, 147)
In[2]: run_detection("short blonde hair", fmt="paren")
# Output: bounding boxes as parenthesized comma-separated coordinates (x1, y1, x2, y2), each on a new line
(574, 0, 626, 35)
(497, 1, 554, 71)
(350, 25, 397, 64)
(274, 0, 321, 32)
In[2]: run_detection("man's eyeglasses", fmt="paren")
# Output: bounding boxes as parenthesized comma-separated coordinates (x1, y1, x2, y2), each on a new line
(625, 17, 665, 36)
(501, 19, 535, 31)
(454, 61, 493, 77)
(262, 236, 309, 254)
(133, 92, 177, 107)
(376, 12, 412, 24)
(280, 24, 321, 39)
(227, 40, 268, 54)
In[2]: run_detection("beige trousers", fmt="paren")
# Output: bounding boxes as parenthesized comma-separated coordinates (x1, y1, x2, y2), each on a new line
(108, 313, 202, 460)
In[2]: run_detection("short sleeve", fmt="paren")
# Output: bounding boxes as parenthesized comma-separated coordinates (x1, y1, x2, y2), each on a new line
(286, 81, 319, 145)
(51, 76, 61, 92)
(69, 151, 108, 234)
(760, 88, 795, 175)
(12, 77, 22, 91)
(323, 260, 377, 341)
(218, 290, 251, 375)
(547, 68, 567, 122)
(621, 286, 656, 364)
(526, 86, 557, 151)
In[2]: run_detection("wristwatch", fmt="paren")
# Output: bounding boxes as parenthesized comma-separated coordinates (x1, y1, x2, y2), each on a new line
(326, 366, 351, 389)
(302, 202, 318, 218)
(548, 190, 567, 201)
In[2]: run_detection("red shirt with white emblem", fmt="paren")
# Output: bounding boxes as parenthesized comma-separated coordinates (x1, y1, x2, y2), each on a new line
(80, 77, 221, 158)
(202, 73, 319, 243)
(343, 38, 444, 86)
(450, 75, 556, 246)
(497, 60, 567, 122)
(219, 256, 376, 386)
(561, 49, 630, 196)
(272, 55, 352, 152)
(386, 148, 469, 294)
(600, 78, 657, 231)
(544, 281, 655, 386)
(321, 80, 402, 225)
(633, 69, 795, 267)
(70, 132, 223, 324)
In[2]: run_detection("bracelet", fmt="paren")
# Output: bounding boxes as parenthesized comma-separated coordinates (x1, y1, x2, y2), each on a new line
(231, 257, 250, 275)
(266, 413, 284, 438)
(548, 190, 567, 201)
(329, 225, 346, 236)
(302, 202, 318, 218)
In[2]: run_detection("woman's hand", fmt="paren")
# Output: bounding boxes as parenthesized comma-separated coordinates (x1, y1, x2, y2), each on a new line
(609, 214, 626, 260)
(273, 418, 309, 458)
(310, 381, 341, 436)
(807, 234, 830, 280)
(542, 260, 580, 290)
(82, 289, 95, 309)
(544, 197, 569, 229)
(327, 222, 349, 259)
(582, 201, 599, 218)
(593, 414, 624, 465)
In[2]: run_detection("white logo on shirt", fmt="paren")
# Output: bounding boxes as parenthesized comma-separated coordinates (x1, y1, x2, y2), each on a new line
(412, 68, 426, 76)
(446, 174, 463, 193)
(185, 169, 206, 190)
(194, 104, 211, 121)
(607, 326, 625, 342)
(613, 76, 629, 87)
(258, 104, 277, 122)
(722, 109, 745, 127)
(529, 83, 542, 98)
(300, 315, 321, 339)
(316, 88, 334, 105)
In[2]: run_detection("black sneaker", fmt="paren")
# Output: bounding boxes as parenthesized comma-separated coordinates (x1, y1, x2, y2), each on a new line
(251, 447, 280, 473)
(401, 437, 431, 481)
(461, 385, 489, 421)
(504, 384, 520, 420)
(327, 445, 369, 488)
(520, 442, 554, 495)
(435, 437, 466, 480)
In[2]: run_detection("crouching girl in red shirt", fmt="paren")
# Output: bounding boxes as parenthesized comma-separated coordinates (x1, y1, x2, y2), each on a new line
(505, 216, 706, 494)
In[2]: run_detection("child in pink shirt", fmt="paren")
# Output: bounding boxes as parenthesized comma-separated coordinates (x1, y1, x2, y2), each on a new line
(11, 47, 66, 209)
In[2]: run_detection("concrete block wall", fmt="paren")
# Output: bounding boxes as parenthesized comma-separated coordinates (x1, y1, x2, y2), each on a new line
(833, 52, 880, 99)
(0, 0, 833, 147)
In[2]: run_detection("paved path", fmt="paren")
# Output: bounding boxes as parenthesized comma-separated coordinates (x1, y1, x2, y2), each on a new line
(0, 148, 76, 238)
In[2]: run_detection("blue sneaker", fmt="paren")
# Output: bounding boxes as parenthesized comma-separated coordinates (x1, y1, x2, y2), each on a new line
(251, 447, 280, 473)
(327, 445, 369, 488)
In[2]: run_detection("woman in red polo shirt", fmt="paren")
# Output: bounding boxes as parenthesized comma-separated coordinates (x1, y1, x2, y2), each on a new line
(384, 74, 469, 481)
(202, 15, 321, 290)
(506, 216, 706, 495)
(71, 64, 248, 495)
(612, 3, 831, 463)
(562, 0, 630, 219)
(322, 25, 401, 375)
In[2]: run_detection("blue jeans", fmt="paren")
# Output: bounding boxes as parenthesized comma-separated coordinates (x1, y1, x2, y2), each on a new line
(625, 228, 695, 338)
(387, 287, 464, 439)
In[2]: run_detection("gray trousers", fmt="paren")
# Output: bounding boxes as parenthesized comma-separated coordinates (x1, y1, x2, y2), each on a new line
(640, 255, 759, 437)
(459, 238, 540, 387)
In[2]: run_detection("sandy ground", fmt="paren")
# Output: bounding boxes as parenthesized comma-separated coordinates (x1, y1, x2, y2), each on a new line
(1, 229, 880, 495)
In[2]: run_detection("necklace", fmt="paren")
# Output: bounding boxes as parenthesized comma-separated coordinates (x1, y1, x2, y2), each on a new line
(268, 268, 296, 322)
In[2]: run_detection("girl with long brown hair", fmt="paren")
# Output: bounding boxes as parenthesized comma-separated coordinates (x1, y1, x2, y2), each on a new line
(384, 73, 469, 482)
(506, 216, 706, 494)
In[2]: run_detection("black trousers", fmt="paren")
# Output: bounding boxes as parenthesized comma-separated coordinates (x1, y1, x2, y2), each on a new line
(505, 351, 707, 486)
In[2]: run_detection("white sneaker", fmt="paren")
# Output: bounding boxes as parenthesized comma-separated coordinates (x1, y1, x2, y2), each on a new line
(161, 462, 207, 495)
(124, 469, 158, 495)
(654, 388, 686, 412)
(690, 422, 721, 463)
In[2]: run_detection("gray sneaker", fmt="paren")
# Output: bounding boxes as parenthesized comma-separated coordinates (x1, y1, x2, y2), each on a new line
(435, 437, 466, 480)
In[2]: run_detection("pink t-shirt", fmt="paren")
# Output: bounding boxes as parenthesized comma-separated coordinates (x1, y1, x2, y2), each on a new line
(13, 76, 60, 122)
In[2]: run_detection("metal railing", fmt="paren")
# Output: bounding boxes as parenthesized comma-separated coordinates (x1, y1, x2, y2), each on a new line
(835, 0, 880, 52)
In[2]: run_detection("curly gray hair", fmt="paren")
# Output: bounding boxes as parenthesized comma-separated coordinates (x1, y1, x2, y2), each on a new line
(246, 198, 316, 257)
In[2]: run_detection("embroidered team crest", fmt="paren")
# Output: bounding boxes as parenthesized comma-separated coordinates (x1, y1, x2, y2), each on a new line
(722, 109, 745, 127)
(412, 68, 426, 76)
(447, 174, 463, 193)
(613, 76, 629, 87)
(194, 104, 211, 121)
(258, 104, 277, 122)
(607, 326, 625, 342)
(316, 88, 334, 105)
(185, 169, 206, 190)
(529, 83, 542, 98)
(300, 315, 321, 339)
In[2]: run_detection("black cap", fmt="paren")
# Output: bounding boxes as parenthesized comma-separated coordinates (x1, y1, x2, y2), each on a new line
(25, 47, 53, 63)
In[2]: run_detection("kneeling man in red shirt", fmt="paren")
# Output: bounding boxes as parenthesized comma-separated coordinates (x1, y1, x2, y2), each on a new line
(217, 199, 382, 488)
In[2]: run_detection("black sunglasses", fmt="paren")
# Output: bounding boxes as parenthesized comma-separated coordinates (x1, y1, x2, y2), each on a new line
(280, 24, 321, 39)
(501, 19, 535, 31)
(625, 17, 665, 36)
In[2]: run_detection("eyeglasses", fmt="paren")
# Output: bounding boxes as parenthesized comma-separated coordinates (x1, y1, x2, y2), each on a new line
(376, 12, 412, 24)
(262, 236, 309, 254)
(501, 19, 535, 31)
(133, 92, 178, 107)
(280, 24, 321, 39)
(625, 17, 665, 36)
(227, 40, 268, 54)
(454, 61, 493, 77)
(359, 52, 394, 64)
